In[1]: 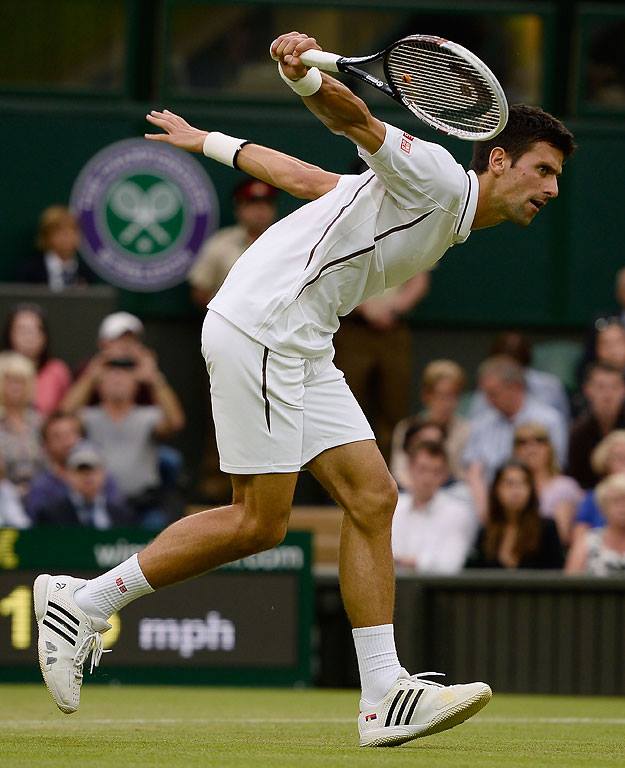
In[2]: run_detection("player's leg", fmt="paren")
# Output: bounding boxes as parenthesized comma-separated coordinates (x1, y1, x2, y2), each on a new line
(35, 310, 306, 713)
(309, 440, 396, 627)
(34, 471, 298, 713)
(138, 471, 297, 587)
(302, 361, 490, 746)
(309, 440, 491, 747)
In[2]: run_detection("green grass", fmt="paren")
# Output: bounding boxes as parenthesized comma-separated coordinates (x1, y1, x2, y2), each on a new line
(1, 685, 624, 768)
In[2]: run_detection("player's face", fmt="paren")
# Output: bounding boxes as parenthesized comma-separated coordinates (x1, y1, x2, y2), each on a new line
(501, 142, 563, 227)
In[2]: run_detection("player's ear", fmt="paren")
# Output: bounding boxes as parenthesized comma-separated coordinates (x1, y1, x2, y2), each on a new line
(488, 147, 507, 177)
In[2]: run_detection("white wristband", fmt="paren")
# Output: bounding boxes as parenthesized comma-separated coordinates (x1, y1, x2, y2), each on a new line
(278, 63, 322, 97)
(202, 132, 249, 168)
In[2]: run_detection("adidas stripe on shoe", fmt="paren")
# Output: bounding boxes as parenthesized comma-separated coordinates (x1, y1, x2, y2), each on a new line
(358, 671, 492, 747)
(34, 574, 111, 714)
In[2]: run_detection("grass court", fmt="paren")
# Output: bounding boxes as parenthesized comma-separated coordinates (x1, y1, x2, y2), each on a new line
(2, 684, 624, 767)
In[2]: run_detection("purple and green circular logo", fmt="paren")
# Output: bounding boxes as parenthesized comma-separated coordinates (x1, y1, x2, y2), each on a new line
(70, 139, 219, 291)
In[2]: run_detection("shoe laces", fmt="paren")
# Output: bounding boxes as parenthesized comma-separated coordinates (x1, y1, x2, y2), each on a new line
(408, 671, 446, 689)
(74, 631, 111, 680)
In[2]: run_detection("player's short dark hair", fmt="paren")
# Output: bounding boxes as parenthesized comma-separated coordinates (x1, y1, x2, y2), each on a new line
(470, 104, 576, 174)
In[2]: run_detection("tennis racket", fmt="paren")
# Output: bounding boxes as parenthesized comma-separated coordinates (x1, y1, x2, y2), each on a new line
(298, 35, 508, 141)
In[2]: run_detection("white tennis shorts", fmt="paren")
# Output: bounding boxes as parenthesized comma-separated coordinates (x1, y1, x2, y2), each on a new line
(201, 310, 374, 474)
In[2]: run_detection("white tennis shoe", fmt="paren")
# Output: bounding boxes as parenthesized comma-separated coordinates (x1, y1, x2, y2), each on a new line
(358, 671, 492, 747)
(33, 574, 111, 714)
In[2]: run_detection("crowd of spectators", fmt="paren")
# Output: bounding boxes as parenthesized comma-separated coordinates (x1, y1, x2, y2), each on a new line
(388, 287, 625, 576)
(3, 197, 625, 579)
(0, 299, 186, 530)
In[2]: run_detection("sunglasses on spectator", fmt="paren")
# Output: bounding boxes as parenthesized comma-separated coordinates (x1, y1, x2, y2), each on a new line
(514, 435, 549, 446)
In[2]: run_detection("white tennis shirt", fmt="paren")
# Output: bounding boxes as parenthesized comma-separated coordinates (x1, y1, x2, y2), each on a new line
(209, 123, 479, 358)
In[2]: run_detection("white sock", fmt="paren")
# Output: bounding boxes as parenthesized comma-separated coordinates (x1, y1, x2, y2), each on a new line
(352, 624, 404, 706)
(74, 554, 154, 620)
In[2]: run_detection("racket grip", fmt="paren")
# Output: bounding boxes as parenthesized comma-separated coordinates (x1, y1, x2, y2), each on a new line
(299, 50, 341, 73)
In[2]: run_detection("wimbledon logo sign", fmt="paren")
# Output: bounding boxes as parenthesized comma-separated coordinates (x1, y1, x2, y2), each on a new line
(70, 139, 218, 291)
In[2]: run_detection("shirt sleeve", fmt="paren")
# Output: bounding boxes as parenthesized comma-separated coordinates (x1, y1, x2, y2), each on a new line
(358, 123, 466, 211)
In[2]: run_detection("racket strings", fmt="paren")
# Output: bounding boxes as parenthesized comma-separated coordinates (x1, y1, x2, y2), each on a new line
(386, 42, 502, 134)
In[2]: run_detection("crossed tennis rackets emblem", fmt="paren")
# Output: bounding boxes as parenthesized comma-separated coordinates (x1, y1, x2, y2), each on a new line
(108, 180, 182, 250)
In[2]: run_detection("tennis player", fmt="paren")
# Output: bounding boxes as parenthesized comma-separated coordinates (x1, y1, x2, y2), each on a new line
(34, 32, 575, 747)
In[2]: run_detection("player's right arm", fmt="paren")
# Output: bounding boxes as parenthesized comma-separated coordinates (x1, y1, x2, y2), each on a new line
(145, 111, 339, 200)
(271, 32, 386, 155)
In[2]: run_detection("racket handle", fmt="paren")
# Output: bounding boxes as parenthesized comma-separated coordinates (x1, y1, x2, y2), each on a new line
(299, 50, 341, 73)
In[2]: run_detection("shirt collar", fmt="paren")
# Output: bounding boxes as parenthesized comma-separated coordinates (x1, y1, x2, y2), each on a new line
(453, 170, 479, 244)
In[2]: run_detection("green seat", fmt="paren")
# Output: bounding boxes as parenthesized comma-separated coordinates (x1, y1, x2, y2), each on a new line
(531, 340, 583, 393)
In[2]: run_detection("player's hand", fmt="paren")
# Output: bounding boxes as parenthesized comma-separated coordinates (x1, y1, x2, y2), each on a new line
(270, 32, 322, 81)
(145, 110, 208, 153)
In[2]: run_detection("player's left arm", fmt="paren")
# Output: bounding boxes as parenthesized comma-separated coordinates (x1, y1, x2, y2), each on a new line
(145, 110, 339, 200)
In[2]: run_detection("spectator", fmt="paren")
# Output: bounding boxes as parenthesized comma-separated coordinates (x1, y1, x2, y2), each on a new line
(391, 441, 477, 574)
(470, 331, 569, 421)
(25, 411, 123, 522)
(577, 271, 625, 393)
(463, 356, 567, 483)
(390, 360, 470, 486)
(65, 352, 185, 527)
(468, 461, 564, 569)
(36, 441, 132, 528)
(568, 362, 625, 489)
(572, 430, 625, 539)
(333, 271, 430, 463)
(17, 205, 94, 290)
(0, 352, 44, 495)
(512, 422, 583, 545)
(188, 178, 279, 308)
(390, 414, 446, 489)
(0, 454, 30, 528)
(63, 312, 148, 410)
(566, 473, 625, 575)
(2, 303, 72, 415)
(188, 179, 278, 502)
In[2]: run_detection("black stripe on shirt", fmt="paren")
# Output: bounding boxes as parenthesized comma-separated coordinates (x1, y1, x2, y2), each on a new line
(261, 347, 271, 432)
(455, 172, 472, 236)
(294, 209, 435, 300)
(304, 173, 376, 269)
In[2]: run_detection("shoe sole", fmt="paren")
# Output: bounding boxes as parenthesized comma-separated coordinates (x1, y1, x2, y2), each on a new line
(33, 574, 76, 715)
(360, 684, 492, 747)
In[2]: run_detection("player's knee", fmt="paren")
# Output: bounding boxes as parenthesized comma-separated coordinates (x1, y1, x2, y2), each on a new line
(345, 473, 398, 531)
(239, 514, 288, 555)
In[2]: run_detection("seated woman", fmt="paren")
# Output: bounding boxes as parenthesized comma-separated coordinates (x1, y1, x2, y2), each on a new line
(0, 352, 44, 496)
(565, 473, 625, 575)
(512, 422, 583, 545)
(572, 430, 625, 540)
(390, 359, 469, 488)
(2, 303, 72, 416)
(467, 460, 564, 569)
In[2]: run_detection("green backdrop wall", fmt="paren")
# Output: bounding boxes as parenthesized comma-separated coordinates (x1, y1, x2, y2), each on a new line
(2, 98, 623, 328)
